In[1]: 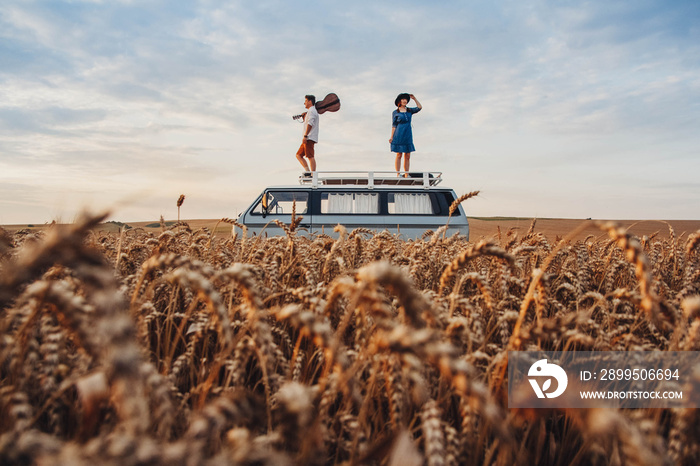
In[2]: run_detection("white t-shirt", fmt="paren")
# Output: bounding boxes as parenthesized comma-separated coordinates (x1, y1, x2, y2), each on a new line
(304, 106, 319, 142)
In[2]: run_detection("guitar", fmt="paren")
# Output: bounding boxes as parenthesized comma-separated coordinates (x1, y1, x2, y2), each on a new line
(292, 93, 341, 121)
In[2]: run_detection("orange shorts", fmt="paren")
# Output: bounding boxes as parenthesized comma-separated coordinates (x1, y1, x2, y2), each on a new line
(296, 139, 316, 159)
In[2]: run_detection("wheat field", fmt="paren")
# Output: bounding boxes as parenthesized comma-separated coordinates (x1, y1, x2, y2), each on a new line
(1, 206, 699, 465)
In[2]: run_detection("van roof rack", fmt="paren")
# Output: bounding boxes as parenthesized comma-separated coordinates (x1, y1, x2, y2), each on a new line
(299, 171, 442, 188)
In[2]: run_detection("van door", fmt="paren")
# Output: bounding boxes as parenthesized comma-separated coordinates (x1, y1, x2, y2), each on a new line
(243, 190, 312, 236)
(315, 190, 381, 235)
(386, 191, 469, 239)
(385, 191, 443, 238)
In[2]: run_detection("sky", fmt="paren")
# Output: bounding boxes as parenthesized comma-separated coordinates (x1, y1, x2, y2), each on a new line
(1, 0, 699, 224)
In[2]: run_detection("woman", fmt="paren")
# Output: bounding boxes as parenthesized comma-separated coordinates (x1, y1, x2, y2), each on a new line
(389, 93, 422, 176)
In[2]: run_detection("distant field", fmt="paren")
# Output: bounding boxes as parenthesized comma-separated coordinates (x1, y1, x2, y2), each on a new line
(468, 218, 700, 241)
(4, 217, 699, 241)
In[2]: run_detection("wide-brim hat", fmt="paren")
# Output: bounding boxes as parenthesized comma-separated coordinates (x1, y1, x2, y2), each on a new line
(395, 93, 410, 107)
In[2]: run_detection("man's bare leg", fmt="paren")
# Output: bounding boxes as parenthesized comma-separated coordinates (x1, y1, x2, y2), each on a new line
(296, 153, 310, 171)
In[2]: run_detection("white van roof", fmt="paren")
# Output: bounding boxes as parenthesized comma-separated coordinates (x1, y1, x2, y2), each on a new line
(298, 171, 442, 189)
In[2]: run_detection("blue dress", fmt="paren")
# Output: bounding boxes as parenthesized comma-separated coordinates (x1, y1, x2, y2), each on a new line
(391, 107, 421, 153)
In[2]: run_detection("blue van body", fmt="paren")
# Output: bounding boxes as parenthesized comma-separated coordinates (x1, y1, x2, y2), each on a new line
(236, 172, 469, 240)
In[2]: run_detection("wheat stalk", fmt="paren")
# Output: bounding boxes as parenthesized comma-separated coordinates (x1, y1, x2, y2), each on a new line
(1, 211, 698, 464)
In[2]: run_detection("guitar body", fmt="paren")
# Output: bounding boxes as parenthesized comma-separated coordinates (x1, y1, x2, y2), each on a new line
(315, 93, 340, 114)
(292, 93, 341, 121)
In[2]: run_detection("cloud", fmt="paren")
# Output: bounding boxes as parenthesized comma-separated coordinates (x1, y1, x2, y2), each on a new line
(0, 0, 698, 223)
(0, 105, 108, 136)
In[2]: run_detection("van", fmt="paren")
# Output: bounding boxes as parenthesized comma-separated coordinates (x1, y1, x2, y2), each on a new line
(236, 171, 469, 240)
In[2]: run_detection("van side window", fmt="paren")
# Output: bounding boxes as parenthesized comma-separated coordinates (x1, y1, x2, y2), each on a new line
(321, 192, 379, 214)
(388, 193, 434, 214)
(252, 191, 308, 215)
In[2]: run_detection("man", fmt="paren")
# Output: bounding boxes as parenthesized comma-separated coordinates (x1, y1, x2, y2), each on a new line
(295, 95, 319, 173)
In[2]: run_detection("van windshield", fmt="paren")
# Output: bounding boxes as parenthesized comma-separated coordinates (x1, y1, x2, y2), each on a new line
(321, 192, 379, 214)
(252, 191, 308, 215)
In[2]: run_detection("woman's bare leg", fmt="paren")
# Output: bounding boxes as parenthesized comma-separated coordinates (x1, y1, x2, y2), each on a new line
(403, 153, 411, 174)
(395, 153, 402, 175)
